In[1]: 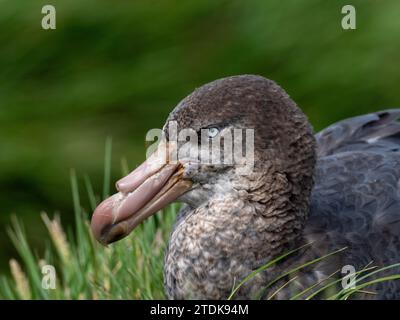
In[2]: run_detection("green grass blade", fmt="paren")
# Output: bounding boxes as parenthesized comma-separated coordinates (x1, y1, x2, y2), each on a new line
(305, 265, 378, 300)
(326, 262, 400, 300)
(227, 242, 314, 300)
(103, 137, 112, 199)
(7, 217, 48, 299)
(121, 157, 130, 176)
(0, 277, 17, 299)
(256, 247, 347, 299)
(289, 269, 340, 300)
(267, 275, 299, 300)
(70, 169, 85, 258)
(84, 174, 98, 212)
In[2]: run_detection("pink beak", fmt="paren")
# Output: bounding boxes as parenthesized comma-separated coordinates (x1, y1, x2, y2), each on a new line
(90, 143, 192, 245)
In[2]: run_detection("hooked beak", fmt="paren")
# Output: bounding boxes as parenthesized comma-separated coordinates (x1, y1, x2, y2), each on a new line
(90, 142, 192, 245)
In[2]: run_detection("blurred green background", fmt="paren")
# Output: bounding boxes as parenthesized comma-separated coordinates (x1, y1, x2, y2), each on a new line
(0, 0, 399, 271)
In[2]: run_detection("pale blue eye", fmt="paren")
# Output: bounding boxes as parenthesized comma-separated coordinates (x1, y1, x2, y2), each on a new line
(207, 127, 219, 138)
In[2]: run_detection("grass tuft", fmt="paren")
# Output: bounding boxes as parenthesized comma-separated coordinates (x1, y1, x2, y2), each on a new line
(0, 139, 175, 299)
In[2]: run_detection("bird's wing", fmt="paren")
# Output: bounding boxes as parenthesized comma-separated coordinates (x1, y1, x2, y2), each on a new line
(302, 109, 400, 299)
(315, 109, 400, 157)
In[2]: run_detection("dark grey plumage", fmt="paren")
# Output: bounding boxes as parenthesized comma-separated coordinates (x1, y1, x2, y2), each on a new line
(162, 75, 400, 299)
(304, 109, 400, 299)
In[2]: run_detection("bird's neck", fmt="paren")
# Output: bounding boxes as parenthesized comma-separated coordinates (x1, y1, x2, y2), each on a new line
(164, 168, 313, 299)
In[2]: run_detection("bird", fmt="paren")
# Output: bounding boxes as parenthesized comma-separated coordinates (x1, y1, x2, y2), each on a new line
(90, 75, 400, 299)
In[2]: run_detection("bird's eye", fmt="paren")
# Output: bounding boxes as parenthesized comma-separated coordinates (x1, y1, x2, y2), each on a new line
(207, 127, 219, 138)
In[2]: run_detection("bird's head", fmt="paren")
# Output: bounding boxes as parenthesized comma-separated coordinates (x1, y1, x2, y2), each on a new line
(91, 75, 316, 245)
